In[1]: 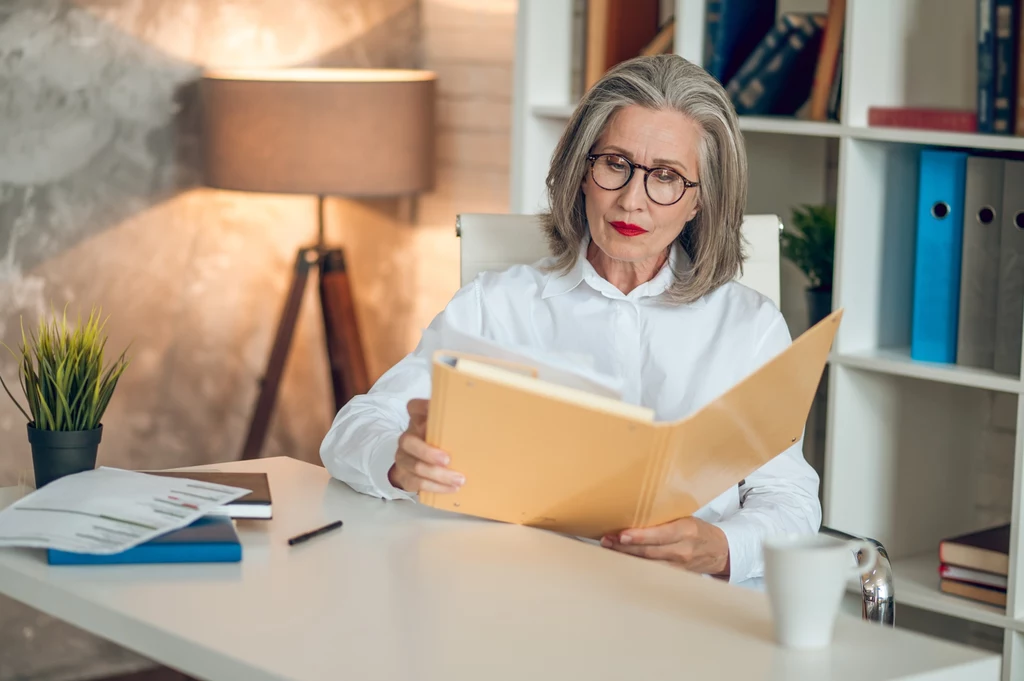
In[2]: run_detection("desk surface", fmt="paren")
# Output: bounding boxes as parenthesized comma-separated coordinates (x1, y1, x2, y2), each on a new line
(0, 457, 1000, 681)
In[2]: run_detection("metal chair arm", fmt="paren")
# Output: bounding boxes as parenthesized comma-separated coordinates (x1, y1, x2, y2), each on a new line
(820, 525, 895, 626)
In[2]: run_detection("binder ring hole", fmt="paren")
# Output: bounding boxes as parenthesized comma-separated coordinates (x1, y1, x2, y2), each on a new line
(931, 202, 950, 220)
(1015, 211, 1024, 231)
(978, 206, 995, 225)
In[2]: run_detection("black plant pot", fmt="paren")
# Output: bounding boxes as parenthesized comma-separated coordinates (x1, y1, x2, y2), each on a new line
(806, 287, 833, 328)
(27, 424, 103, 488)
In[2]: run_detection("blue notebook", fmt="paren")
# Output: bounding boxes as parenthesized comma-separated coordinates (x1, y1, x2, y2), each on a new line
(47, 515, 242, 565)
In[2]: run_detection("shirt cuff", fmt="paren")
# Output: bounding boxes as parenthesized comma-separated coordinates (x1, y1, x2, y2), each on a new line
(712, 516, 764, 585)
(368, 431, 417, 502)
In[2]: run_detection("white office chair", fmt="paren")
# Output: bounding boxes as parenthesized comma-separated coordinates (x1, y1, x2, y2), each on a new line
(454, 212, 895, 627)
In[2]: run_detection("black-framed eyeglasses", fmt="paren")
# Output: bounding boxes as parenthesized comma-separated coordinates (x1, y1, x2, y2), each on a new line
(586, 153, 699, 206)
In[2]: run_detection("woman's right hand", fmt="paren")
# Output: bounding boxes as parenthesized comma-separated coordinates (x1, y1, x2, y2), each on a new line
(388, 398, 465, 494)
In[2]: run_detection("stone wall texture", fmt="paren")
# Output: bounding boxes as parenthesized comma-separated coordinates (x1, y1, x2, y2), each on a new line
(0, 0, 517, 678)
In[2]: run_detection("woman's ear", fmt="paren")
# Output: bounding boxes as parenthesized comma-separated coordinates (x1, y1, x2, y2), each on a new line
(686, 200, 699, 223)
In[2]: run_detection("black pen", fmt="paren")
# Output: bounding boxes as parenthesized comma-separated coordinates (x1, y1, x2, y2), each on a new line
(287, 520, 343, 546)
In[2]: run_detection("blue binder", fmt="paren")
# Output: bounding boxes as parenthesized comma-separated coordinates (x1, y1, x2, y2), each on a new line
(47, 515, 242, 565)
(911, 149, 968, 363)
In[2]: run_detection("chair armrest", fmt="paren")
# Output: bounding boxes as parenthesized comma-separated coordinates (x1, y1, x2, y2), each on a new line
(820, 525, 895, 626)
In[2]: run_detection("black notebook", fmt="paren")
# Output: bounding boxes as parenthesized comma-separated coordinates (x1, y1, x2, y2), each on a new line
(147, 471, 273, 519)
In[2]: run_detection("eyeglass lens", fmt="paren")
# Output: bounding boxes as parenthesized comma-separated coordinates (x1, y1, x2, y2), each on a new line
(591, 155, 687, 205)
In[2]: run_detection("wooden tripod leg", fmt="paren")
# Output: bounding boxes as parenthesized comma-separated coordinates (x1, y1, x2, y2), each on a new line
(240, 249, 316, 460)
(319, 248, 370, 413)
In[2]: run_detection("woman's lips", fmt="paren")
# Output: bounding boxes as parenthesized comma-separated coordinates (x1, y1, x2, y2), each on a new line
(610, 221, 647, 237)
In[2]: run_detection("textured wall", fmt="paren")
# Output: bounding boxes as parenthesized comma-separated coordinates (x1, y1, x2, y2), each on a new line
(0, 0, 421, 484)
(0, 1, 518, 678)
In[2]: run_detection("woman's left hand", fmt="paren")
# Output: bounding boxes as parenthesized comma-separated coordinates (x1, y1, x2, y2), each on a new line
(601, 517, 731, 578)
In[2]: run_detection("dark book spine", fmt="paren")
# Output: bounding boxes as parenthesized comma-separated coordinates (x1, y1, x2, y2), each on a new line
(978, 0, 997, 133)
(733, 15, 824, 116)
(724, 14, 794, 101)
(703, 0, 724, 78)
(993, 0, 1019, 134)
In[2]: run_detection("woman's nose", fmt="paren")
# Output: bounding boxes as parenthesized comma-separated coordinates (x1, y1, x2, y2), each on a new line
(616, 171, 647, 211)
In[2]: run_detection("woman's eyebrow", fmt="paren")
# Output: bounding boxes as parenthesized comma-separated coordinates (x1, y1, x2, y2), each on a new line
(602, 145, 689, 173)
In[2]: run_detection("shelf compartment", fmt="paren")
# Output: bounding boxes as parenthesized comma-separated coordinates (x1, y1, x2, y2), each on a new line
(831, 349, 1022, 394)
(824, 370, 1016, 560)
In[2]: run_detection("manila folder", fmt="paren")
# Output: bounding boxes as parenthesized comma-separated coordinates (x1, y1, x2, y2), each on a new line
(420, 309, 841, 539)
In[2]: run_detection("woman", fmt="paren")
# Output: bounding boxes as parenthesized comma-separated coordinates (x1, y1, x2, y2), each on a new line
(320, 54, 821, 585)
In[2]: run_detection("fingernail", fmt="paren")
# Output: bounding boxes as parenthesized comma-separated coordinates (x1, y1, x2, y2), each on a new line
(619, 534, 631, 545)
(453, 474, 465, 486)
(440, 453, 451, 465)
(601, 537, 612, 547)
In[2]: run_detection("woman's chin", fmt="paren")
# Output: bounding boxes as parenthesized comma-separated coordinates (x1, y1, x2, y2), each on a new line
(595, 236, 653, 262)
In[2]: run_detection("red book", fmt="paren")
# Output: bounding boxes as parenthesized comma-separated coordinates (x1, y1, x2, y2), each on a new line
(867, 107, 978, 132)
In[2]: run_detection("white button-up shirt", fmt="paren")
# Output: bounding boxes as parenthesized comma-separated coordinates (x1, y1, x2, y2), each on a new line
(320, 236, 821, 584)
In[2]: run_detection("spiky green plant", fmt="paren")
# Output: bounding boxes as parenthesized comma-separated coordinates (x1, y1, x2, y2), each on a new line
(780, 204, 836, 292)
(0, 307, 130, 432)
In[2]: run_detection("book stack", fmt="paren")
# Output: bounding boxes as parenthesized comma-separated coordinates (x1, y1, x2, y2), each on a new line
(46, 471, 272, 566)
(908, 150, 1024, 375)
(721, 7, 839, 120)
(938, 524, 1010, 607)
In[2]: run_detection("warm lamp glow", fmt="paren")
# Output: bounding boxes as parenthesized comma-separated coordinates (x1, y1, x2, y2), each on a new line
(199, 67, 436, 197)
(203, 68, 437, 83)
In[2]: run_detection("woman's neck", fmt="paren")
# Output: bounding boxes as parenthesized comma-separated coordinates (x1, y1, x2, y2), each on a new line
(586, 240, 670, 295)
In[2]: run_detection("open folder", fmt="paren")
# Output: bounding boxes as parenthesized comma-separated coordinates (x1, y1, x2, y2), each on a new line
(421, 309, 842, 539)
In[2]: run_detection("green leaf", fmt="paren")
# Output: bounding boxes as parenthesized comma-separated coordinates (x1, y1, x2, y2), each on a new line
(1, 305, 130, 431)
(781, 204, 836, 291)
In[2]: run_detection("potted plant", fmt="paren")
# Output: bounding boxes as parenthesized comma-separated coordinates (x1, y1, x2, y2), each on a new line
(780, 204, 836, 327)
(0, 307, 130, 488)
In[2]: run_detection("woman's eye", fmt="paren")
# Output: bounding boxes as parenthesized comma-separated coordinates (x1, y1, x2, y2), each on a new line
(608, 163, 627, 171)
(652, 170, 678, 184)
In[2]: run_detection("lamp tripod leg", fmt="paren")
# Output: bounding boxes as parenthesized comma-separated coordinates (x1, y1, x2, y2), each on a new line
(319, 248, 370, 412)
(239, 248, 317, 461)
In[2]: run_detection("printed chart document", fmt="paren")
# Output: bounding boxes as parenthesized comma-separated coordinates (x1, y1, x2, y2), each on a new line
(0, 467, 250, 555)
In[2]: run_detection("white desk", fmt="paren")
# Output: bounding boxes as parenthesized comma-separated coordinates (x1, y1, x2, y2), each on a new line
(0, 457, 1001, 681)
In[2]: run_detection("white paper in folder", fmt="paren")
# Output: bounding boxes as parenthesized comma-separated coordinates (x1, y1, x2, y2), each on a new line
(422, 324, 624, 399)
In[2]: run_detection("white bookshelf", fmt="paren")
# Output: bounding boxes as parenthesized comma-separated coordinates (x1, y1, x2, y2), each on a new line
(510, 0, 1024, 678)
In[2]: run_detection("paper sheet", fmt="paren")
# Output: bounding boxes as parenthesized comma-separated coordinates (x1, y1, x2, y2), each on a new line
(0, 467, 251, 555)
(425, 324, 624, 399)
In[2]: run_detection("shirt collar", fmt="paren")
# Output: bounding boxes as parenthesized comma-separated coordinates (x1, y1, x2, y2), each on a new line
(542, 233, 695, 302)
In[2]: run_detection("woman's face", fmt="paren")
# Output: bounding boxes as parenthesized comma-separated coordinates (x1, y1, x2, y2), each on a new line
(581, 105, 702, 265)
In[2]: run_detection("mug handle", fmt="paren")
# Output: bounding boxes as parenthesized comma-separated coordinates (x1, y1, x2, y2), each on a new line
(845, 539, 879, 578)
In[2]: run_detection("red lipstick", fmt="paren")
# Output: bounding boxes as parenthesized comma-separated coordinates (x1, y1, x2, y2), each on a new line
(610, 221, 647, 237)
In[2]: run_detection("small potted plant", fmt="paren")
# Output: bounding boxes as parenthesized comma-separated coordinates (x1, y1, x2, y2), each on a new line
(780, 204, 836, 327)
(0, 307, 130, 487)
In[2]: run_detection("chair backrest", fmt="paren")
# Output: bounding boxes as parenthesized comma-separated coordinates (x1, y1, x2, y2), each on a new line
(456, 213, 782, 307)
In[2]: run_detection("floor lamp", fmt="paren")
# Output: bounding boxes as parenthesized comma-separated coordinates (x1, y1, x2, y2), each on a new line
(198, 68, 436, 461)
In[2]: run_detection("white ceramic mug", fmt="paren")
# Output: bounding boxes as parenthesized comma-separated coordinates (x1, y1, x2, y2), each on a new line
(762, 533, 879, 650)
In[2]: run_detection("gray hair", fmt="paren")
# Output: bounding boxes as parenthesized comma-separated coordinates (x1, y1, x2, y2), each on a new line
(539, 54, 748, 305)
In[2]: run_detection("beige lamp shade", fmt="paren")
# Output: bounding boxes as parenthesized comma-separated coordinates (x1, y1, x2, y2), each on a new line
(199, 68, 436, 197)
